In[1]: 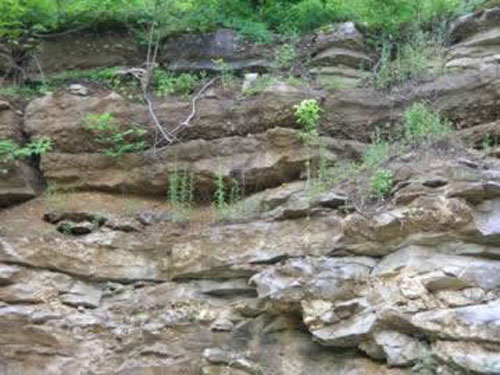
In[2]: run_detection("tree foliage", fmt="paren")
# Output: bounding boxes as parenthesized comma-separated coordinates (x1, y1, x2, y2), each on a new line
(0, 0, 488, 43)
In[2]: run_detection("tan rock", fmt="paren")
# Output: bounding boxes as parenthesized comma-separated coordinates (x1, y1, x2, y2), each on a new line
(25, 85, 323, 153)
(0, 160, 37, 208)
(41, 127, 361, 197)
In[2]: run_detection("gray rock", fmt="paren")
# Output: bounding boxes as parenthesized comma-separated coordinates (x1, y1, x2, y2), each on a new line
(433, 341, 500, 374)
(210, 318, 234, 332)
(104, 216, 142, 232)
(361, 331, 421, 367)
(411, 302, 500, 343)
(161, 28, 273, 73)
(0, 161, 37, 208)
(242, 73, 259, 92)
(68, 84, 89, 96)
(312, 312, 377, 347)
(375, 246, 500, 291)
(59, 281, 102, 308)
(0, 264, 20, 285)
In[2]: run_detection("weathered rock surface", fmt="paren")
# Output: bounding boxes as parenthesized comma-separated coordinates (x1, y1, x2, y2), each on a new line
(309, 22, 372, 89)
(161, 28, 272, 73)
(37, 33, 142, 75)
(0, 104, 38, 208)
(323, 64, 500, 140)
(447, 8, 500, 71)
(25, 85, 323, 153)
(6, 11, 500, 374)
(40, 127, 362, 197)
(0, 161, 37, 208)
(4, 149, 500, 374)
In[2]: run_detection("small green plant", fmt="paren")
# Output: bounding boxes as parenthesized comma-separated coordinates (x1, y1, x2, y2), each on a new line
(275, 44, 297, 70)
(242, 75, 275, 96)
(294, 99, 322, 144)
(328, 160, 361, 186)
(213, 164, 227, 211)
(373, 41, 393, 89)
(370, 169, 393, 199)
(286, 76, 304, 87)
(0, 139, 19, 162)
(167, 166, 194, 222)
(212, 58, 235, 89)
(228, 178, 241, 206)
(155, 70, 199, 97)
(0, 137, 52, 162)
(403, 102, 452, 141)
(374, 30, 444, 89)
(362, 129, 390, 168)
(57, 222, 74, 235)
(82, 113, 147, 157)
(212, 163, 249, 222)
(481, 134, 492, 153)
(294, 99, 327, 191)
(83, 113, 117, 132)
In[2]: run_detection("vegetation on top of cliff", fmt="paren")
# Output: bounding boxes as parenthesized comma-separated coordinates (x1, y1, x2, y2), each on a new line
(0, 0, 489, 44)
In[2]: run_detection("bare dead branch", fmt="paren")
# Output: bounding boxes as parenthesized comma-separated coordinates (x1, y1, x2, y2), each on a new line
(169, 77, 219, 135)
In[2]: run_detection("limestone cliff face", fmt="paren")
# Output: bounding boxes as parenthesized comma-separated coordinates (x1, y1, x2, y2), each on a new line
(2, 13, 500, 375)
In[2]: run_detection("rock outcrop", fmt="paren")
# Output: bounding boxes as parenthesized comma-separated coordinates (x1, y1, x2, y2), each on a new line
(309, 22, 372, 89)
(40, 127, 362, 196)
(446, 8, 500, 71)
(24, 84, 324, 153)
(0, 102, 38, 207)
(161, 28, 273, 73)
(5, 8, 500, 375)
(3, 147, 500, 374)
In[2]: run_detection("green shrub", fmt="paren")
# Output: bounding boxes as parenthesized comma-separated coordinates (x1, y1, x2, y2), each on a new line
(82, 112, 117, 132)
(290, 0, 333, 32)
(370, 169, 393, 198)
(374, 30, 441, 88)
(362, 129, 390, 167)
(212, 163, 246, 221)
(212, 58, 236, 89)
(294, 99, 322, 144)
(232, 20, 273, 44)
(0, 137, 52, 162)
(0, 139, 19, 162)
(155, 71, 199, 97)
(403, 102, 452, 141)
(167, 167, 194, 222)
(0, 0, 486, 47)
(275, 44, 297, 70)
(213, 165, 227, 211)
(82, 113, 147, 157)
